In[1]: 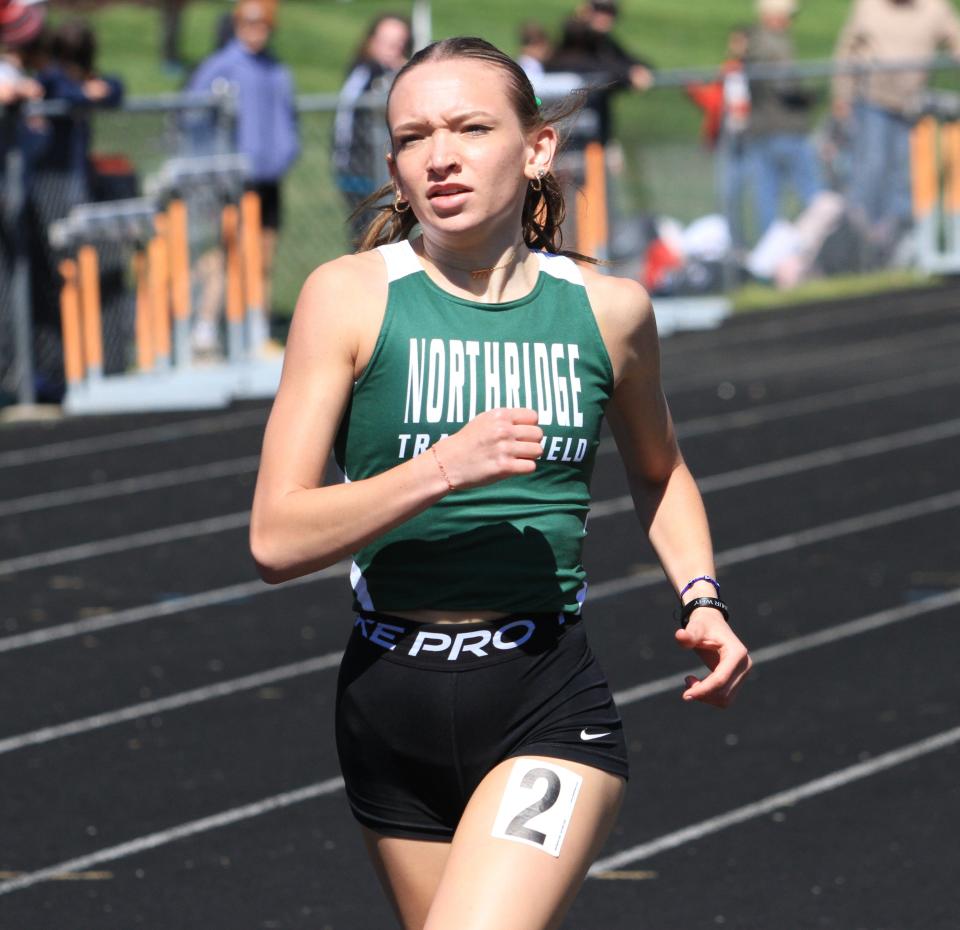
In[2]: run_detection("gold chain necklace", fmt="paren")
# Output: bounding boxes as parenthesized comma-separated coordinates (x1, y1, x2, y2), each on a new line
(421, 244, 522, 280)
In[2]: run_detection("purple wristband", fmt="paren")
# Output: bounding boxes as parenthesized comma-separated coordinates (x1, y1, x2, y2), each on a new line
(679, 575, 720, 599)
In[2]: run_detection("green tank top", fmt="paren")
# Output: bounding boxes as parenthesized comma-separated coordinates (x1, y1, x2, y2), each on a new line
(333, 239, 615, 616)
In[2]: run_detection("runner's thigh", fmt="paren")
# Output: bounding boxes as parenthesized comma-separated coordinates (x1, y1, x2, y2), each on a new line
(424, 755, 625, 930)
(362, 828, 451, 930)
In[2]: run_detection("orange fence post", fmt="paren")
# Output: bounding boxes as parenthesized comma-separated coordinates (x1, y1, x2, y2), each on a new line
(577, 142, 609, 260)
(223, 203, 245, 362)
(133, 249, 154, 372)
(241, 190, 266, 352)
(148, 213, 172, 369)
(911, 116, 939, 220)
(76, 244, 103, 380)
(167, 198, 191, 365)
(575, 185, 593, 259)
(58, 258, 85, 387)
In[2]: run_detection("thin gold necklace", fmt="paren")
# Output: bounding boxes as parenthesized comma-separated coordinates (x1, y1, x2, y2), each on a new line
(421, 243, 523, 280)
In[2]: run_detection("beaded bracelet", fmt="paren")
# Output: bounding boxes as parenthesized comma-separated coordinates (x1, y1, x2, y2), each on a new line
(679, 574, 720, 599)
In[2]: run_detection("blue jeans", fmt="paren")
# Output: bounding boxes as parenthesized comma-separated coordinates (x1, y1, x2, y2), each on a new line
(716, 133, 752, 250)
(849, 102, 912, 226)
(748, 133, 822, 239)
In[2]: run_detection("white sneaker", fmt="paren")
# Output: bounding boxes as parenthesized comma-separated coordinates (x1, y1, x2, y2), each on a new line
(191, 318, 220, 354)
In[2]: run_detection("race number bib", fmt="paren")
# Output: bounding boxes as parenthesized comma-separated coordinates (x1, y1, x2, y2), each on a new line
(491, 759, 583, 857)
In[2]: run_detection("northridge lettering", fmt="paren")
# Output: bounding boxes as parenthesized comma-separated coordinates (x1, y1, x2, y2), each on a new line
(400, 338, 589, 464)
(405, 338, 583, 426)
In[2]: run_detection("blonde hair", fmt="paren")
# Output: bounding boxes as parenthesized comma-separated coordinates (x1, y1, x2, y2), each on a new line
(354, 36, 597, 264)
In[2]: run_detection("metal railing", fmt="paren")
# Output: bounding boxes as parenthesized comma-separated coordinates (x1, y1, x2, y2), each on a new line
(3, 54, 960, 410)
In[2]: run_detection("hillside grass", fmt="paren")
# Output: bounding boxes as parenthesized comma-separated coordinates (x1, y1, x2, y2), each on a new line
(731, 269, 935, 312)
(67, 1, 960, 315)
(80, 0, 854, 95)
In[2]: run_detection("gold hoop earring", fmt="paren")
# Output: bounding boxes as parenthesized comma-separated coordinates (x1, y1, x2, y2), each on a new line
(393, 191, 410, 213)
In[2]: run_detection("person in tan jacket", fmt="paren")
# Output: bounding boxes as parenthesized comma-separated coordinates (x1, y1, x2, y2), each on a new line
(833, 0, 960, 238)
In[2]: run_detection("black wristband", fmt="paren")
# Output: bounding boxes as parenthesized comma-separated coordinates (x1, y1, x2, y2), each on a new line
(675, 596, 730, 629)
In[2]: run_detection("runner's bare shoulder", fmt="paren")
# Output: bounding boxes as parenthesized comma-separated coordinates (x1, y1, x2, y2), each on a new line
(285, 249, 389, 368)
(578, 265, 656, 383)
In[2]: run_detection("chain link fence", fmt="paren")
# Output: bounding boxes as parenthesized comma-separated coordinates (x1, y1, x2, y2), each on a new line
(1, 92, 238, 405)
(4, 55, 960, 409)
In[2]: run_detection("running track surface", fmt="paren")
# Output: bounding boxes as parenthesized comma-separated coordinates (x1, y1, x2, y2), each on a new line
(1, 285, 958, 930)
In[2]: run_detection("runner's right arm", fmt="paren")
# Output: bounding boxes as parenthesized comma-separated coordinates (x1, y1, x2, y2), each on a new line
(249, 255, 542, 583)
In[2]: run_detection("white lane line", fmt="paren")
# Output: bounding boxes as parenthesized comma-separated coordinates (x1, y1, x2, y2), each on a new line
(589, 723, 960, 874)
(0, 303, 955, 472)
(7, 362, 958, 522)
(659, 291, 960, 356)
(0, 457, 261, 518)
(0, 567, 348, 655)
(0, 777, 345, 897)
(590, 416, 960, 519)
(611, 587, 960, 706)
(3, 477, 959, 657)
(589, 487, 960, 602)
(0, 512, 250, 577)
(0, 409, 267, 470)
(697, 417, 960, 490)
(1, 591, 956, 898)
(598, 363, 960, 455)
(0, 652, 343, 756)
(6, 363, 957, 517)
(8, 404, 960, 579)
(1, 532, 956, 758)
(663, 321, 960, 392)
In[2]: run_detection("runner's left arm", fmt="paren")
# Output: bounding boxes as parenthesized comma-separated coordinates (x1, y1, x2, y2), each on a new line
(592, 274, 751, 707)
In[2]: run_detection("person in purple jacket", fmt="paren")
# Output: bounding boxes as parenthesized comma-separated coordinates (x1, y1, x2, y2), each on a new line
(187, 0, 299, 343)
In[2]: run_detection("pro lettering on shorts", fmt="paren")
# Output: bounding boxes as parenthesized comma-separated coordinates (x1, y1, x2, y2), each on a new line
(408, 619, 535, 660)
(355, 616, 536, 660)
(399, 338, 589, 463)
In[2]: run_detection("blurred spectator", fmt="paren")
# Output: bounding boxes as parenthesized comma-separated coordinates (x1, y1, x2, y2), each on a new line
(332, 12, 411, 241)
(546, 0, 654, 145)
(686, 26, 753, 250)
(517, 21, 553, 81)
(516, 21, 585, 107)
(1, 0, 45, 100)
(181, 12, 236, 357)
(0, 0, 47, 164)
(35, 19, 124, 191)
(833, 0, 960, 243)
(26, 18, 124, 398)
(1, 0, 48, 401)
(744, 0, 821, 240)
(187, 0, 299, 346)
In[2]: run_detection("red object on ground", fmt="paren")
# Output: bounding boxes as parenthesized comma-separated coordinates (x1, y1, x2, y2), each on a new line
(642, 237, 684, 293)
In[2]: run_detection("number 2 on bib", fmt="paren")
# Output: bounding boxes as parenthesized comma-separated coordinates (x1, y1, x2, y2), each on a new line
(491, 759, 583, 857)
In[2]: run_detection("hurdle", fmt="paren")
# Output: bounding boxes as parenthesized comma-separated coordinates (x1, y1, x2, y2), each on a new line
(146, 154, 269, 361)
(49, 198, 156, 391)
(48, 152, 282, 413)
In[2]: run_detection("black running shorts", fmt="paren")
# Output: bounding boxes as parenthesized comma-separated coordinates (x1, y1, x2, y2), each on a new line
(245, 181, 281, 230)
(334, 611, 629, 840)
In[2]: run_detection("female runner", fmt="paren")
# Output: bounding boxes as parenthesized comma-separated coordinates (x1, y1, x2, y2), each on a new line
(250, 36, 751, 930)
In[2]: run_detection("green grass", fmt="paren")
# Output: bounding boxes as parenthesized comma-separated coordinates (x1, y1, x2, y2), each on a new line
(69, 0, 960, 316)
(81, 0, 858, 95)
(731, 269, 936, 313)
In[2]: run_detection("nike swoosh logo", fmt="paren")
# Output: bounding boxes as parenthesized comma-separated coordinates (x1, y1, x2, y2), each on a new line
(580, 728, 611, 741)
